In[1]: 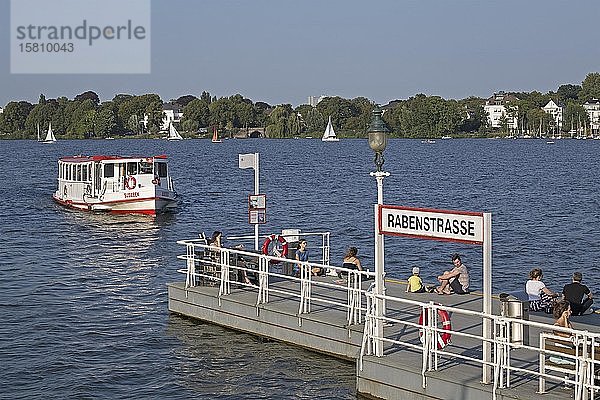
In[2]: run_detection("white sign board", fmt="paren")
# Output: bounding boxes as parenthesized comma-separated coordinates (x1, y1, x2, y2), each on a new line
(379, 205, 484, 244)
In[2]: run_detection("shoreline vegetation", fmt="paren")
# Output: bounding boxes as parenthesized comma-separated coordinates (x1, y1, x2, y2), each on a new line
(1, 72, 599, 140)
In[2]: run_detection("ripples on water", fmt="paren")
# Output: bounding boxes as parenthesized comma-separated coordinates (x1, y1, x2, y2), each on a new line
(0, 138, 598, 398)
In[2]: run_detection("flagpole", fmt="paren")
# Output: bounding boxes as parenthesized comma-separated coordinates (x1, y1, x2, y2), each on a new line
(254, 152, 260, 250)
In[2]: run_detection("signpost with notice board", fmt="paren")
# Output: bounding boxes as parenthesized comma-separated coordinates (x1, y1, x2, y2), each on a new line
(248, 194, 266, 224)
(378, 204, 493, 383)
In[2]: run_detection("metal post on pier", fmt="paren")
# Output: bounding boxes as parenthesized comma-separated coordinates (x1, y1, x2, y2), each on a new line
(482, 212, 493, 384)
(253, 153, 260, 250)
(367, 107, 389, 357)
(239, 152, 260, 250)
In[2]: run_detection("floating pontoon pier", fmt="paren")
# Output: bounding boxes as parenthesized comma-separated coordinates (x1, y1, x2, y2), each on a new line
(168, 237, 600, 400)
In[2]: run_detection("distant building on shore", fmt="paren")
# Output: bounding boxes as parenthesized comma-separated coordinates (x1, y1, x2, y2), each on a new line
(542, 99, 564, 131)
(143, 102, 184, 131)
(484, 91, 519, 132)
(308, 95, 328, 107)
(583, 98, 600, 136)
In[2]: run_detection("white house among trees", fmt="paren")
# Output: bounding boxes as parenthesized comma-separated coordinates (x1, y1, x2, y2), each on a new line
(143, 102, 184, 132)
(542, 99, 563, 131)
(483, 91, 519, 132)
(583, 99, 600, 136)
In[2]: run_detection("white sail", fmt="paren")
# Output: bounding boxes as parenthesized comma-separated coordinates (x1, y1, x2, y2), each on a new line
(37, 123, 41, 141)
(321, 116, 339, 142)
(43, 122, 57, 143)
(167, 122, 183, 140)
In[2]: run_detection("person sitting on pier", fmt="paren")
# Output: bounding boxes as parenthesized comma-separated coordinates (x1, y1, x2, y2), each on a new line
(209, 231, 222, 248)
(294, 239, 315, 276)
(436, 253, 469, 295)
(526, 268, 560, 313)
(338, 246, 362, 278)
(209, 231, 251, 285)
(562, 272, 594, 316)
(406, 266, 425, 293)
(553, 299, 574, 338)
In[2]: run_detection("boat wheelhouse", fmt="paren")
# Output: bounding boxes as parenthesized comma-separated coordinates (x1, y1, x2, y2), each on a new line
(53, 155, 177, 215)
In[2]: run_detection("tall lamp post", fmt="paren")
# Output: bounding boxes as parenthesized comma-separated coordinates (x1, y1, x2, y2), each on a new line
(367, 106, 390, 357)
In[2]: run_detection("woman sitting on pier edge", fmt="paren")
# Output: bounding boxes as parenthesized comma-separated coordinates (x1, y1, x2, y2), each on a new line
(526, 268, 560, 313)
(338, 246, 362, 278)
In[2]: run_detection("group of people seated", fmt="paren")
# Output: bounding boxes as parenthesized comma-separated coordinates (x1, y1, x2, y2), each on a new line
(405, 253, 470, 295)
(526, 268, 594, 316)
(207, 233, 594, 320)
(294, 241, 363, 278)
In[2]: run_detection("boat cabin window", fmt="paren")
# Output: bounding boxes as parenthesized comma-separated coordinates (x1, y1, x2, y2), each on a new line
(76, 165, 82, 181)
(126, 162, 138, 176)
(139, 161, 153, 175)
(104, 163, 114, 178)
(155, 162, 167, 178)
(82, 164, 88, 182)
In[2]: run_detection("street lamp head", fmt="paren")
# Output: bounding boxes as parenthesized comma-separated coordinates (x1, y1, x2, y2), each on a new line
(367, 106, 389, 172)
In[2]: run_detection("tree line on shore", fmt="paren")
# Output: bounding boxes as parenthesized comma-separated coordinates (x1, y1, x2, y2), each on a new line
(1, 72, 599, 140)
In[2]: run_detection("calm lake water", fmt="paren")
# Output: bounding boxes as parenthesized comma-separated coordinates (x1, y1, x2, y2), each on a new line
(1, 138, 599, 399)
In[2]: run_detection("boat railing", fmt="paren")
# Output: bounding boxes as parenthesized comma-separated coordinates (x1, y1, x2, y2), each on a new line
(359, 291, 600, 400)
(176, 239, 374, 326)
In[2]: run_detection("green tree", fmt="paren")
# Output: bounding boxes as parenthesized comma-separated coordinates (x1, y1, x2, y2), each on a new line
(145, 101, 164, 133)
(563, 101, 589, 135)
(265, 105, 294, 138)
(182, 99, 210, 129)
(579, 72, 600, 102)
(209, 97, 235, 128)
(74, 90, 100, 105)
(66, 99, 97, 138)
(303, 107, 325, 134)
(94, 108, 116, 137)
(181, 119, 199, 133)
(127, 114, 140, 133)
(200, 91, 212, 104)
(525, 108, 550, 137)
(557, 84, 581, 103)
(0, 101, 34, 137)
(175, 95, 197, 107)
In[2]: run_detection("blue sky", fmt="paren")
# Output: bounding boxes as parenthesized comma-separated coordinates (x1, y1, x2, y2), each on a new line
(1, 0, 599, 106)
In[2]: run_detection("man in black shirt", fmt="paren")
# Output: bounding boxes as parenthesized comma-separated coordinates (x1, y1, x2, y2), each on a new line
(563, 272, 594, 316)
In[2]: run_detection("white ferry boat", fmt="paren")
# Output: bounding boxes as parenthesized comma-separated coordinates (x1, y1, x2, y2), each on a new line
(52, 155, 177, 215)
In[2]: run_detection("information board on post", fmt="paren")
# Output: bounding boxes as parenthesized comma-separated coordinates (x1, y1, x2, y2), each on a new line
(248, 194, 266, 224)
(378, 205, 484, 245)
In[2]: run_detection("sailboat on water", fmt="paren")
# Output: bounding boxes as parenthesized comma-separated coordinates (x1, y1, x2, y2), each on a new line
(43, 122, 57, 143)
(211, 126, 222, 143)
(166, 122, 183, 141)
(321, 116, 339, 142)
(37, 123, 41, 142)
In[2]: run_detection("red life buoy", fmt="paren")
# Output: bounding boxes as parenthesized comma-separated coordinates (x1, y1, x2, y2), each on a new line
(125, 176, 137, 190)
(261, 234, 288, 263)
(419, 308, 452, 349)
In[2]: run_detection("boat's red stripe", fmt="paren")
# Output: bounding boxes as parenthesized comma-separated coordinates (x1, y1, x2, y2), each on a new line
(52, 195, 159, 215)
(54, 196, 171, 206)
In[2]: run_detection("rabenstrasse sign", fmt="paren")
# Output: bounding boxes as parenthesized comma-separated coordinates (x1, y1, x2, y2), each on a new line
(379, 205, 484, 244)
